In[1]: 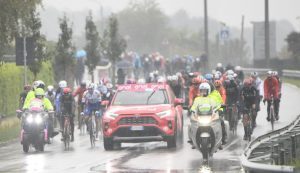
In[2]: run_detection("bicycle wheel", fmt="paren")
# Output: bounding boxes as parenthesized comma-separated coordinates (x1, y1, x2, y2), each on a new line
(270, 107, 275, 131)
(89, 117, 95, 148)
(64, 122, 70, 150)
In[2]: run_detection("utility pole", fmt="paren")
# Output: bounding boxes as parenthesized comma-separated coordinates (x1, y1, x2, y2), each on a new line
(265, 0, 270, 68)
(240, 15, 245, 65)
(204, 0, 209, 71)
(24, 37, 27, 85)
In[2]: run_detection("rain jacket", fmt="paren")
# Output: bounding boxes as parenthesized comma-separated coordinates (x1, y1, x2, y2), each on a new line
(23, 97, 53, 111)
(191, 91, 222, 113)
(216, 86, 226, 104)
(264, 77, 279, 100)
(22, 90, 35, 110)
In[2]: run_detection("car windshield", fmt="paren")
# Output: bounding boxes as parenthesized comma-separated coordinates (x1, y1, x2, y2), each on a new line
(112, 89, 169, 105)
(196, 103, 213, 116)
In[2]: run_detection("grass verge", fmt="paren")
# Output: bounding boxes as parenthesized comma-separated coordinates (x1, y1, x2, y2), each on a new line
(283, 77, 300, 88)
(0, 117, 20, 143)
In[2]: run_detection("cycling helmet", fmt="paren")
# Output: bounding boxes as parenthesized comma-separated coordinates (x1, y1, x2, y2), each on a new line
(157, 77, 166, 83)
(33, 80, 45, 89)
(214, 73, 220, 80)
(272, 71, 278, 76)
(214, 80, 222, 88)
(217, 63, 222, 68)
(192, 77, 201, 84)
(35, 88, 45, 97)
(47, 85, 54, 92)
(199, 82, 211, 97)
(172, 75, 178, 81)
(63, 87, 72, 94)
(59, 80, 67, 88)
(204, 73, 213, 81)
(227, 70, 234, 76)
(267, 71, 273, 78)
(250, 72, 258, 78)
(88, 83, 95, 90)
(126, 79, 136, 84)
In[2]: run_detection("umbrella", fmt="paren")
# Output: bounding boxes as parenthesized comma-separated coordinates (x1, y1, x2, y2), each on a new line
(75, 50, 87, 59)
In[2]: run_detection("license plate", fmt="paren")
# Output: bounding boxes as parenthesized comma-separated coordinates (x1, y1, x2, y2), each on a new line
(130, 126, 144, 131)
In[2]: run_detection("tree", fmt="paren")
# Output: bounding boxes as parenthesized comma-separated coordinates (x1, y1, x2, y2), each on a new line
(286, 32, 300, 62)
(0, 0, 42, 58)
(54, 14, 76, 86)
(102, 14, 126, 86)
(26, 10, 47, 80)
(118, 0, 167, 53)
(85, 12, 101, 82)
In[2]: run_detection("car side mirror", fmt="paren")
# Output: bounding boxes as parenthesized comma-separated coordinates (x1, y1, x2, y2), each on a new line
(174, 98, 184, 106)
(101, 100, 110, 106)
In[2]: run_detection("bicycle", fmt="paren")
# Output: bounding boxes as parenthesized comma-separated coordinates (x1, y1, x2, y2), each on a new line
(269, 96, 276, 131)
(79, 112, 86, 135)
(88, 110, 101, 148)
(242, 107, 254, 141)
(226, 103, 238, 135)
(63, 113, 71, 150)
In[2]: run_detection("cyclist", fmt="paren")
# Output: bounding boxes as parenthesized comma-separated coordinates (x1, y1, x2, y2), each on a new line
(45, 85, 55, 106)
(250, 72, 264, 113)
(234, 66, 244, 83)
(60, 87, 75, 142)
(83, 83, 102, 139)
(214, 80, 226, 104)
(19, 85, 31, 109)
(188, 77, 201, 110)
(216, 63, 224, 74)
(55, 80, 67, 130)
(263, 71, 280, 121)
(73, 82, 87, 129)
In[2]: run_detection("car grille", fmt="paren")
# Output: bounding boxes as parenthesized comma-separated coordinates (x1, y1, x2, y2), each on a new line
(118, 116, 157, 125)
(114, 127, 162, 137)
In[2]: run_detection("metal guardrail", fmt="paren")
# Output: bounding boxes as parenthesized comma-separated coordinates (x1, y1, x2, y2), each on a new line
(242, 67, 300, 79)
(241, 115, 300, 173)
(283, 70, 300, 78)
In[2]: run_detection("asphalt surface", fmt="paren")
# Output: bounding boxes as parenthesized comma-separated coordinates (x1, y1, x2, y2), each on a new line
(0, 83, 300, 173)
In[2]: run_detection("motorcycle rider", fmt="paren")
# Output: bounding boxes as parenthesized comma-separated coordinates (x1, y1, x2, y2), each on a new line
(23, 88, 54, 143)
(60, 87, 75, 142)
(263, 71, 280, 121)
(191, 82, 227, 145)
(241, 78, 258, 140)
(73, 82, 87, 129)
(23, 80, 45, 109)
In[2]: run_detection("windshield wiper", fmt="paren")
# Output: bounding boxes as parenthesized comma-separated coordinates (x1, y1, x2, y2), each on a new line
(146, 90, 156, 105)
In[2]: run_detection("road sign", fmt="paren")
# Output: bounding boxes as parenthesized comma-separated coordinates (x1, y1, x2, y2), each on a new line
(220, 27, 229, 41)
(15, 37, 36, 66)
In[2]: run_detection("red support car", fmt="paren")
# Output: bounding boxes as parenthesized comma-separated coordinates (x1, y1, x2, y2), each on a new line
(102, 83, 184, 150)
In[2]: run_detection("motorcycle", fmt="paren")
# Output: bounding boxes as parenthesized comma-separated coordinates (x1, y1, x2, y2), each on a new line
(17, 99, 53, 153)
(188, 104, 229, 161)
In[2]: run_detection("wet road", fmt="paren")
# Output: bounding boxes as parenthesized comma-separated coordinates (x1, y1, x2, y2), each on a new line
(1, 83, 300, 173)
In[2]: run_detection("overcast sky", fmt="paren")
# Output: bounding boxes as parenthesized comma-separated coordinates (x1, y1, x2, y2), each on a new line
(44, 0, 300, 29)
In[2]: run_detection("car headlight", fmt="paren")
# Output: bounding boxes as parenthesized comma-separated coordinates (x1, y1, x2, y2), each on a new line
(35, 114, 43, 124)
(106, 112, 119, 119)
(156, 110, 171, 118)
(26, 115, 33, 123)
